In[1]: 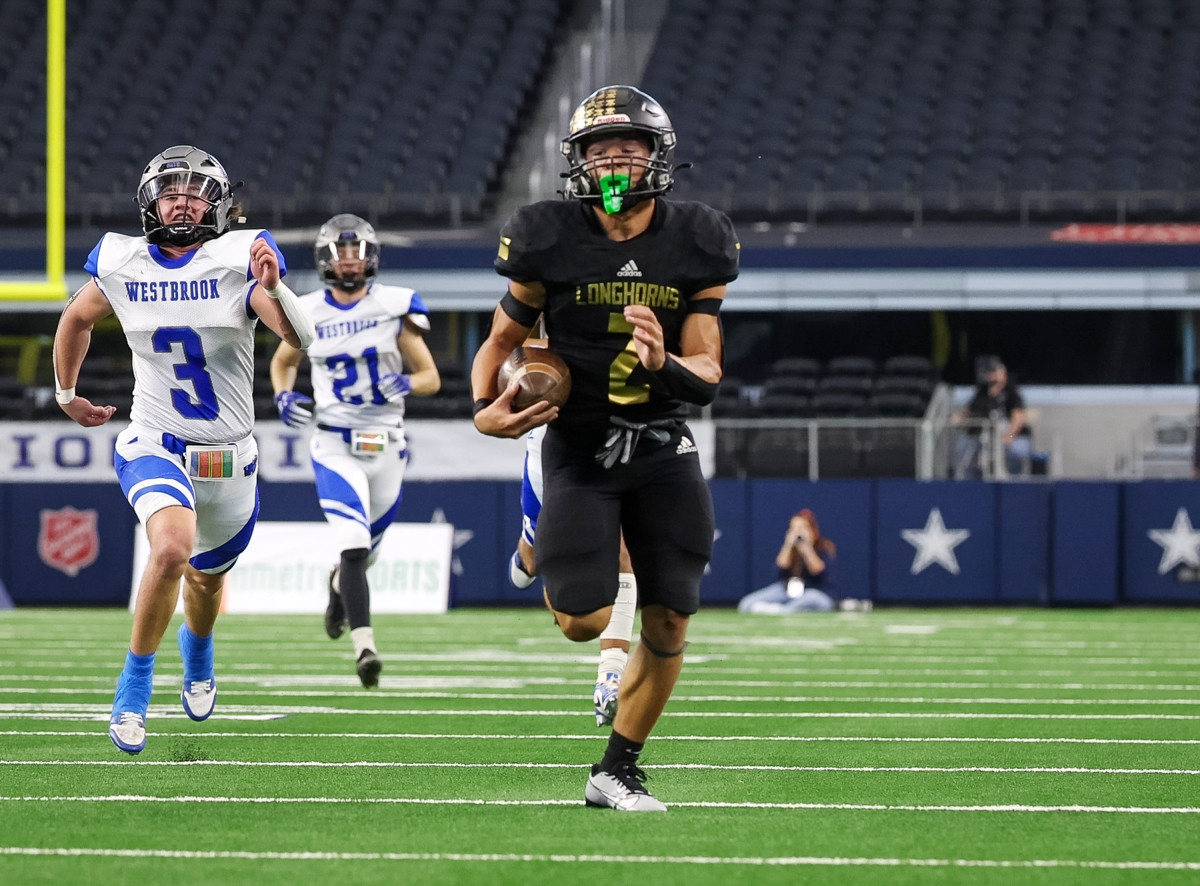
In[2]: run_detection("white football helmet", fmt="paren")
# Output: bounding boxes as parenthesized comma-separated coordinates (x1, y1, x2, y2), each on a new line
(137, 145, 236, 246)
(314, 213, 381, 292)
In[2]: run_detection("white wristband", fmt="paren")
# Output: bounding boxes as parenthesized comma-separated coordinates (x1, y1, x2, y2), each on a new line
(55, 387, 75, 405)
(261, 279, 316, 350)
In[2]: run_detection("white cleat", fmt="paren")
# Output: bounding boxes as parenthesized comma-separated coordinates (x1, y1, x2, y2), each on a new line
(508, 552, 536, 589)
(593, 672, 620, 727)
(108, 712, 147, 755)
(181, 678, 217, 721)
(584, 763, 667, 812)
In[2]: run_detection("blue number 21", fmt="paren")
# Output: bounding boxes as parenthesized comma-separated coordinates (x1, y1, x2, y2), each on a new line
(151, 326, 220, 420)
(326, 346, 386, 405)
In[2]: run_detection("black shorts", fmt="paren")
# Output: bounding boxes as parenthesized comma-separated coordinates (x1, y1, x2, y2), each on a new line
(535, 422, 714, 616)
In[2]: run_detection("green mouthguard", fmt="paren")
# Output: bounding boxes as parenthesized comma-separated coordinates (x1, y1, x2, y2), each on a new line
(598, 174, 631, 214)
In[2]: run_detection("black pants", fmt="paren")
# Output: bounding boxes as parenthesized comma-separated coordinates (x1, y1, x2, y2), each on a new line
(536, 423, 714, 616)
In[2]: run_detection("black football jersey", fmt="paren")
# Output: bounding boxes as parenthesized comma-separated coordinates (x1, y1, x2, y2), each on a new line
(495, 198, 740, 438)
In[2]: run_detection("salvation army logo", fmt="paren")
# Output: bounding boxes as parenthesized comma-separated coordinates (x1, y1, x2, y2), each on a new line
(38, 506, 100, 576)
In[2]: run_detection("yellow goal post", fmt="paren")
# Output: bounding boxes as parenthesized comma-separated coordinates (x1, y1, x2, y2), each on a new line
(0, 0, 67, 302)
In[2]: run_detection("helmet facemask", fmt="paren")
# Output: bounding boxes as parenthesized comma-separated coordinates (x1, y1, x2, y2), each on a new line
(577, 135, 658, 214)
(314, 214, 380, 293)
(137, 146, 235, 246)
(561, 86, 677, 212)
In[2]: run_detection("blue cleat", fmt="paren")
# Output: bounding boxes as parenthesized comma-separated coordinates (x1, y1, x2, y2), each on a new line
(110, 652, 153, 754)
(181, 677, 218, 721)
(178, 623, 217, 721)
(108, 712, 147, 755)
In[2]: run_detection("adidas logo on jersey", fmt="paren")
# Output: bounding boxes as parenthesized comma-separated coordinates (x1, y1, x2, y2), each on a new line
(676, 436, 697, 455)
(617, 260, 642, 277)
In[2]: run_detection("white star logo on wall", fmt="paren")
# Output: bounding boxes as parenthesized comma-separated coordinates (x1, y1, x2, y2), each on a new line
(431, 508, 474, 576)
(901, 507, 971, 575)
(1147, 507, 1200, 575)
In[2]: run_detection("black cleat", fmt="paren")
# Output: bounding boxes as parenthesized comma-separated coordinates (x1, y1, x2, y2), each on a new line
(324, 567, 347, 639)
(356, 649, 382, 688)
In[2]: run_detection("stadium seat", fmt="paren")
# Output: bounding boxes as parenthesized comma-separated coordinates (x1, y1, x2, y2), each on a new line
(9, 1, 1200, 228)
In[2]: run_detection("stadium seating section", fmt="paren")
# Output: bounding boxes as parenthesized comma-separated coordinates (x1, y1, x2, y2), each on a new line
(644, 0, 1200, 221)
(0, 0, 567, 225)
(713, 353, 937, 420)
(711, 353, 939, 478)
(1, 0, 1198, 224)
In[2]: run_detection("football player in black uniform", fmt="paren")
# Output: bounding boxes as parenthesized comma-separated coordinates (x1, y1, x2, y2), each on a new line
(471, 85, 739, 811)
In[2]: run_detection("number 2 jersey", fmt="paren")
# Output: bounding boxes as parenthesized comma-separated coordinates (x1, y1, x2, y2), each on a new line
(86, 229, 286, 443)
(494, 198, 740, 440)
(300, 283, 429, 430)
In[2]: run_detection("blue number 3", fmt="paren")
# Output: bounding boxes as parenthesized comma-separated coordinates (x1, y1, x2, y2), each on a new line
(152, 326, 220, 420)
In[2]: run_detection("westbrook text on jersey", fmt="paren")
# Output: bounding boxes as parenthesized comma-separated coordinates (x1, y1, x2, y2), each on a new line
(123, 279, 222, 302)
(316, 318, 381, 339)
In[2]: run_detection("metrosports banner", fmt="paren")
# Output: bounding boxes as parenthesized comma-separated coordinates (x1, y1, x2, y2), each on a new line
(130, 521, 453, 614)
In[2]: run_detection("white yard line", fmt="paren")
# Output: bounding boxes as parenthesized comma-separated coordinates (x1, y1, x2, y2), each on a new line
(0, 846, 1197, 870)
(4, 688, 1200, 705)
(3, 703, 1200, 721)
(0, 795, 1197, 813)
(2, 730, 1198, 745)
(7, 674, 1200, 692)
(4, 760, 1198, 774)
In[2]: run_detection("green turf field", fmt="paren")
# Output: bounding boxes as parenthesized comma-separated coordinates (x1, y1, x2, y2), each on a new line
(0, 606, 1197, 885)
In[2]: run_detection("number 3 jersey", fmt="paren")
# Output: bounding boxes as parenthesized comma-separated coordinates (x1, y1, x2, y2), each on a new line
(300, 284, 429, 430)
(494, 198, 740, 440)
(86, 229, 285, 443)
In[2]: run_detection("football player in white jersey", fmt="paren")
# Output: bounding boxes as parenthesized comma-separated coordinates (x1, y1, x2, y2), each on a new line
(270, 214, 440, 687)
(52, 145, 316, 755)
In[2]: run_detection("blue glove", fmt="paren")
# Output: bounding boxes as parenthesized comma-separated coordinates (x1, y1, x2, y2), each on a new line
(377, 373, 412, 403)
(274, 391, 314, 428)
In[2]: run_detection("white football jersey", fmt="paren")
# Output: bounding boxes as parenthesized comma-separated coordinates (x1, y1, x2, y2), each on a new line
(87, 230, 283, 443)
(302, 283, 429, 430)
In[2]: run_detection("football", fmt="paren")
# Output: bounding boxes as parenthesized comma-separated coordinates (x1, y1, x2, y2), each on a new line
(498, 343, 572, 410)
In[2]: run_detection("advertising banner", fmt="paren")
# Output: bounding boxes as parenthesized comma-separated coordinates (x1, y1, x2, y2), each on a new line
(0, 420, 715, 483)
(131, 521, 453, 614)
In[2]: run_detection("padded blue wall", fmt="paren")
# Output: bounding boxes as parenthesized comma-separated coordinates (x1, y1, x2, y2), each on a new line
(3, 479, 1200, 607)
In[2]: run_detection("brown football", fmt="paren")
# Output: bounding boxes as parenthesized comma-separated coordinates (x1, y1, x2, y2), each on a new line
(498, 343, 572, 410)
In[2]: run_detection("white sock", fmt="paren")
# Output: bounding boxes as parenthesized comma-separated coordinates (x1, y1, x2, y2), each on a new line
(351, 626, 376, 660)
(598, 572, 636, 680)
(597, 646, 628, 682)
(600, 572, 637, 644)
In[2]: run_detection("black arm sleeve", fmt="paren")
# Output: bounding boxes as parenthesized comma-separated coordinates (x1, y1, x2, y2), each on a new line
(652, 356, 720, 406)
(500, 290, 541, 328)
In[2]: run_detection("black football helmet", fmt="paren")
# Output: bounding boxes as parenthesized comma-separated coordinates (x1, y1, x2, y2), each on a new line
(314, 213, 380, 292)
(136, 146, 236, 246)
(561, 85, 677, 209)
